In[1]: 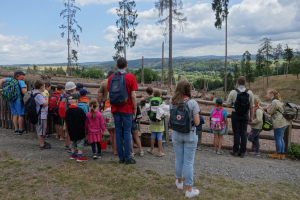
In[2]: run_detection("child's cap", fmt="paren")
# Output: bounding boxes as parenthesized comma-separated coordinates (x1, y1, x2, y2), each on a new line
(69, 93, 80, 100)
(14, 69, 25, 76)
(76, 83, 83, 89)
(216, 98, 223, 104)
(65, 82, 76, 91)
(80, 88, 90, 95)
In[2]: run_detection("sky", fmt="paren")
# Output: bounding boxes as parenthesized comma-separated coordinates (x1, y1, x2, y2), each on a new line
(0, 0, 299, 65)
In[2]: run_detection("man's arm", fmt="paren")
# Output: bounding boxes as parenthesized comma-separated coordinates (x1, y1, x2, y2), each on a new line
(249, 107, 254, 123)
(226, 91, 233, 107)
(131, 91, 137, 118)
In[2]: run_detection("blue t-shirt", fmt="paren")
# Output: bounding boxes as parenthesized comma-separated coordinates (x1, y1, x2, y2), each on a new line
(5, 78, 26, 99)
(196, 115, 205, 131)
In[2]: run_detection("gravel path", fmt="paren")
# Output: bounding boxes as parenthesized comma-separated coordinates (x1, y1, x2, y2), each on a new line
(0, 128, 299, 184)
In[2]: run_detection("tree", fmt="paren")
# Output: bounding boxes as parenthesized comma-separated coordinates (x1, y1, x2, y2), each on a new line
(233, 63, 240, 83)
(113, 0, 138, 61)
(273, 43, 283, 77)
(256, 48, 265, 82)
(155, 0, 187, 89)
(212, 0, 229, 99)
(241, 51, 254, 88)
(33, 64, 38, 75)
(60, 0, 82, 76)
(290, 50, 300, 79)
(260, 38, 273, 86)
(283, 44, 294, 77)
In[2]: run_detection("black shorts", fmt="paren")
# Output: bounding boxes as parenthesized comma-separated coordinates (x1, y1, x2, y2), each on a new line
(53, 115, 62, 126)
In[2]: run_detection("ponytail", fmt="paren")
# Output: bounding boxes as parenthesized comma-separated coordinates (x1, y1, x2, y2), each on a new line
(267, 89, 281, 101)
(89, 99, 98, 119)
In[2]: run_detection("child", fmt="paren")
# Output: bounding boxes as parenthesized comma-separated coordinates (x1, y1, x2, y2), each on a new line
(32, 80, 51, 149)
(196, 113, 205, 150)
(130, 103, 144, 157)
(210, 98, 228, 155)
(140, 87, 154, 108)
(52, 84, 65, 140)
(75, 83, 83, 98)
(248, 98, 263, 156)
(102, 93, 118, 156)
(85, 99, 105, 159)
(0, 69, 27, 134)
(41, 81, 51, 139)
(78, 88, 90, 114)
(147, 90, 165, 157)
(65, 93, 87, 162)
(63, 82, 76, 152)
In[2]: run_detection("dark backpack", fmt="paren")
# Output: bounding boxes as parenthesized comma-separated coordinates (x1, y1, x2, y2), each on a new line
(278, 102, 298, 121)
(109, 72, 129, 106)
(1, 78, 21, 103)
(234, 89, 250, 116)
(148, 97, 162, 122)
(169, 99, 192, 133)
(25, 92, 42, 125)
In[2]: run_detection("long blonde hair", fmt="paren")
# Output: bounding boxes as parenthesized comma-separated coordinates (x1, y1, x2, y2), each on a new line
(254, 97, 264, 111)
(89, 99, 98, 119)
(267, 89, 281, 100)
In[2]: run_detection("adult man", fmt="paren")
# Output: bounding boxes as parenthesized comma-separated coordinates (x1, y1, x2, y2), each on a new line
(226, 76, 254, 158)
(98, 69, 116, 111)
(0, 70, 27, 134)
(107, 58, 138, 164)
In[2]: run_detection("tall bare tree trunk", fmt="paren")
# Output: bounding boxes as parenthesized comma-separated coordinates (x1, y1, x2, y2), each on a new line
(258, 71, 259, 83)
(168, 0, 173, 90)
(161, 42, 164, 86)
(123, 5, 126, 59)
(224, 16, 228, 100)
(67, 0, 70, 76)
(141, 56, 144, 85)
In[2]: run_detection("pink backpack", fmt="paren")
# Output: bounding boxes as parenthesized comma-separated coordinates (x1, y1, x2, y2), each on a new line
(210, 108, 225, 131)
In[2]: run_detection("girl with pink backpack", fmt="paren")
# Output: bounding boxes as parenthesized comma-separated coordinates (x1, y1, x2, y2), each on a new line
(210, 98, 228, 154)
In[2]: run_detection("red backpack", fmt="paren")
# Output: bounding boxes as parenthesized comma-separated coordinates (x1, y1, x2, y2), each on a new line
(49, 93, 61, 116)
(58, 93, 69, 118)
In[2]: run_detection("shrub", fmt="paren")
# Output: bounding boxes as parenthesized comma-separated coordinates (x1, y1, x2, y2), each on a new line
(288, 143, 300, 159)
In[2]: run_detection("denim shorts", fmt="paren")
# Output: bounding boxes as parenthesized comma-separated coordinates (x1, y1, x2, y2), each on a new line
(131, 121, 138, 131)
(9, 98, 24, 115)
(151, 132, 163, 140)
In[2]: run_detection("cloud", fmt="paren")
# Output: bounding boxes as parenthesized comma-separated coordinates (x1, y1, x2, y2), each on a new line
(76, 0, 155, 6)
(138, 8, 157, 21)
(103, 26, 118, 42)
(0, 23, 8, 28)
(107, 7, 117, 15)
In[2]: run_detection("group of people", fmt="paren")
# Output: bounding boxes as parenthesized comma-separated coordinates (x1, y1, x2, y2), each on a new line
(0, 59, 292, 198)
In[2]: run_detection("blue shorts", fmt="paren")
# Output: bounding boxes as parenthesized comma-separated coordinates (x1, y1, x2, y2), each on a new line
(9, 98, 24, 116)
(151, 132, 163, 140)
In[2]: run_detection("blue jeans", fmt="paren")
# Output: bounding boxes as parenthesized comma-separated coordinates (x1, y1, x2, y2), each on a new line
(113, 112, 133, 161)
(274, 126, 288, 153)
(172, 127, 198, 186)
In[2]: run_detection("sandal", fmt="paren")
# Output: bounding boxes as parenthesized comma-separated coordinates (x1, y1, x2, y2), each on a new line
(113, 152, 118, 156)
(147, 149, 154, 155)
(157, 152, 165, 157)
(131, 152, 135, 157)
(140, 151, 144, 157)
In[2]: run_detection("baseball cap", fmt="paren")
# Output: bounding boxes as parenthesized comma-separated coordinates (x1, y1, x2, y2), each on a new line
(69, 93, 80, 100)
(216, 98, 223, 104)
(80, 88, 90, 95)
(14, 69, 25, 76)
(65, 82, 76, 91)
(76, 83, 83, 89)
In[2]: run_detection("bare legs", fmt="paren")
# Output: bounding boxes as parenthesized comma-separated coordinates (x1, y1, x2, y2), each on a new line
(109, 129, 117, 155)
(131, 129, 143, 153)
(13, 115, 24, 130)
(213, 133, 223, 151)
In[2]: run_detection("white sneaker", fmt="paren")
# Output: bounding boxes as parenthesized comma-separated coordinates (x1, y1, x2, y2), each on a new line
(175, 179, 183, 190)
(185, 188, 200, 198)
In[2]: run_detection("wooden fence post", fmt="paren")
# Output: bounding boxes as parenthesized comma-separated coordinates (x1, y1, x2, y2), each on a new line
(164, 117, 169, 143)
(284, 121, 292, 153)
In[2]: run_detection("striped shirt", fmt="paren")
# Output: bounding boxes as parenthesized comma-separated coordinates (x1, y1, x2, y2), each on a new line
(32, 90, 48, 119)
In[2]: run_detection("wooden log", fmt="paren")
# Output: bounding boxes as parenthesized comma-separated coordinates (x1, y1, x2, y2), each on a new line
(50, 81, 100, 88)
(284, 121, 292, 153)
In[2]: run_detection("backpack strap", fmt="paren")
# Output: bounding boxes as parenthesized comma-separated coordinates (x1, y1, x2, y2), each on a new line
(244, 89, 249, 93)
(235, 88, 240, 94)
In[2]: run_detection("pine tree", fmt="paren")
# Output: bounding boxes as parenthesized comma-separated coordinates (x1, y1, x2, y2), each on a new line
(59, 0, 82, 76)
(273, 43, 283, 77)
(233, 63, 240, 83)
(290, 51, 300, 79)
(212, 0, 229, 99)
(113, 0, 138, 61)
(260, 38, 273, 86)
(155, 0, 187, 89)
(242, 51, 254, 89)
(283, 44, 294, 78)
(256, 48, 265, 82)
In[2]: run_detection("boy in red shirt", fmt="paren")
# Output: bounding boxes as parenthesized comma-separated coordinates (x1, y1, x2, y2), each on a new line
(107, 57, 138, 164)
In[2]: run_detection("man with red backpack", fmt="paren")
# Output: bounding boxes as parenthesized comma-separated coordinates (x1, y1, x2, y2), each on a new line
(49, 84, 65, 140)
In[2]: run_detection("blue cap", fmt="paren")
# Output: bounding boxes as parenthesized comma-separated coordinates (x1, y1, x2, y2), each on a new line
(79, 88, 90, 95)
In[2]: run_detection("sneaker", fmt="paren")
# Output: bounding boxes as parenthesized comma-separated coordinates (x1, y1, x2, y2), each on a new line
(185, 188, 200, 198)
(249, 152, 260, 157)
(39, 142, 51, 150)
(133, 143, 138, 148)
(139, 151, 144, 157)
(119, 159, 125, 164)
(93, 154, 97, 159)
(70, 155, 78, 160)
(125, 158, 136, 165)
(76, 156, 88, 162)
(59, 137, 65, 141)
(216, 150, 223, 155)
(65, 146, 70, 150)
(67, 148, 72, 153)
(98, 154, 102, 159)
(175, 179, 183, 190)
(14, 130, 19, 134)
(18, 129, 26, 134)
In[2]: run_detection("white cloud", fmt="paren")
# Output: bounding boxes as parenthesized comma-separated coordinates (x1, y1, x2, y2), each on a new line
(103, 26, 118, 42)
(76, 0, 155, 6)
(107, 7, 117, 15)
(138, 8, 157, 21)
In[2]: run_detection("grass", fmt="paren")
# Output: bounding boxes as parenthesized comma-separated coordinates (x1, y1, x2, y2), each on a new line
(0, 152, 299, 199)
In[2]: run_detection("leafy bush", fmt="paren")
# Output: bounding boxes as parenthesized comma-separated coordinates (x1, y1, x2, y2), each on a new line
(288, 143, 300, 159)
